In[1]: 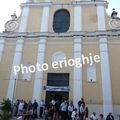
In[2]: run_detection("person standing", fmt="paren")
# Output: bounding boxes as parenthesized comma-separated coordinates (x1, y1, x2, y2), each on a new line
(79, 104, 85, 120)
(60, 100, 68, 120)
(53, 100, 60, 120)
(44, 107, 49, 120)
(32, 100, 38, 118)
(85, 106, 89, 119)
(49, 105, 54, 120)
(90, 112, 98, 120)
(39, 100, 45, 118)
(18, 100, 24, 116)
(106, 113, 114, 120)
(27, 100, 33, 111)
(68, 101, 74, 120)
(14, 99, 20, 116)
(71, 108, 78, 120)
(98, 114, 105, 120)
(78, 98, 85, 108)
(51, 99, 56, 106)
(23, 101, 28, 113)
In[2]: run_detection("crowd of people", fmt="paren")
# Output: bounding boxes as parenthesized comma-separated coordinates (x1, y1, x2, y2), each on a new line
(13, 99, 39, 120)
(3, 98, 115, 120)
(12, 98, 88, 120)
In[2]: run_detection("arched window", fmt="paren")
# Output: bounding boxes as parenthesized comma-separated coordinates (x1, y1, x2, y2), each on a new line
(53, 9, 70, 33)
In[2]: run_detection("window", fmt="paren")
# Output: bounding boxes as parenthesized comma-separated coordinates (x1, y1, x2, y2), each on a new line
(87, 64, 96, 82)
(53, 9, 70, 33)
(23, 64, 31, 81)
(47, 73, 69, 86)
(52, 52, 66, 62)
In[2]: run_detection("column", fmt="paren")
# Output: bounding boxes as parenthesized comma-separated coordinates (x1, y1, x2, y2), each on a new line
(32, 5, 50, 102)
(73, 2, 82, 107)
(7, 38, 24, 101)
(7, 5, 30, 101)
(0, 37, 5, 63)
(97, 4, 113, 115)
(73, 38, 82, 107)
(99, 37, 113, 116)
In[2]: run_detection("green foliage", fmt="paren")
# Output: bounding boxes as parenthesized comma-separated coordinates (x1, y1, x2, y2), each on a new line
(0, 111, 10, 120)
(0, 99, 12, 120)
(1, 99, 11, 112)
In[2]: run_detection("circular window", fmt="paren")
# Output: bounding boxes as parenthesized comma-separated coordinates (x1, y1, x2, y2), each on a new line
(52, 52, 66, 62)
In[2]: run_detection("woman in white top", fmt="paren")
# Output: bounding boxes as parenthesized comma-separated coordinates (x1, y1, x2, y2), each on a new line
(71, 108, 78, 120)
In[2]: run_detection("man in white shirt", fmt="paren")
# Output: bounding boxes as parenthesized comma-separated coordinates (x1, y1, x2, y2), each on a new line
(60, 100, 68, 120)
(39, 100, 45, 118)
(18, 100, 24, 115)
(68, 102, 74, 120)
(79, 104, 85, 120)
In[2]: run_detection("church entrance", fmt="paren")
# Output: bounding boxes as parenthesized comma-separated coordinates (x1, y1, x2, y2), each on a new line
(45, 73, 69, 106)
(46, 91, 69, 106)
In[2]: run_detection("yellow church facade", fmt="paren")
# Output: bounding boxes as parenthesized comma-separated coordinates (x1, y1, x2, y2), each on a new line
(0, 0, 120, 116)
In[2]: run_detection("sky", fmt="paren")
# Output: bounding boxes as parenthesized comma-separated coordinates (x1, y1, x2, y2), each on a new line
(0, 0, 120, 33)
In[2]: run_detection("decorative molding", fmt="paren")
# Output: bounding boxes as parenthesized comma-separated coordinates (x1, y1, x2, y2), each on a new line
(109, 19, 120, 29)
(4, 41, 120, 45)
(72, 1, 107, 6)
(1, 31, 120, 39)
(20, 1, 107, 7)
(5, 20, 18, 32)
(52, 52, 66, 62)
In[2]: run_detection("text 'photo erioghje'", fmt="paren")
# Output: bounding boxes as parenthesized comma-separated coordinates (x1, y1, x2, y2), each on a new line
(13, 53, 100, 75)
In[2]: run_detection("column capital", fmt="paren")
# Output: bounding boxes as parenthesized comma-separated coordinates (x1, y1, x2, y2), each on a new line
(17, 38, 24, 44)
(74, 38, 82, 44)
(73, 36, 83, 41)
(99, 37, 108, 43)
(38, 37, 47, 41)
(0, 38, 5, 44)
(0, 37, 5, 40)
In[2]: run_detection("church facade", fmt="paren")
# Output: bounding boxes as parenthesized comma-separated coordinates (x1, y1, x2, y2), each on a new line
(0, 0, 120, 116)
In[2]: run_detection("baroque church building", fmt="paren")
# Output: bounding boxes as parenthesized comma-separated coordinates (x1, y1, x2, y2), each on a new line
(0, 0, 120, 116)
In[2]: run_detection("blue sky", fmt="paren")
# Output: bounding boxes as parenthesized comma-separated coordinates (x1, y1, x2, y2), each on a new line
(0, 0, 120, 32)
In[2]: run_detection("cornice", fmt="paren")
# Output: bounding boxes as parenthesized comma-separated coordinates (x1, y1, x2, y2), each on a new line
(20, 1, 108, 8)
(0, 30, 120, 40)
